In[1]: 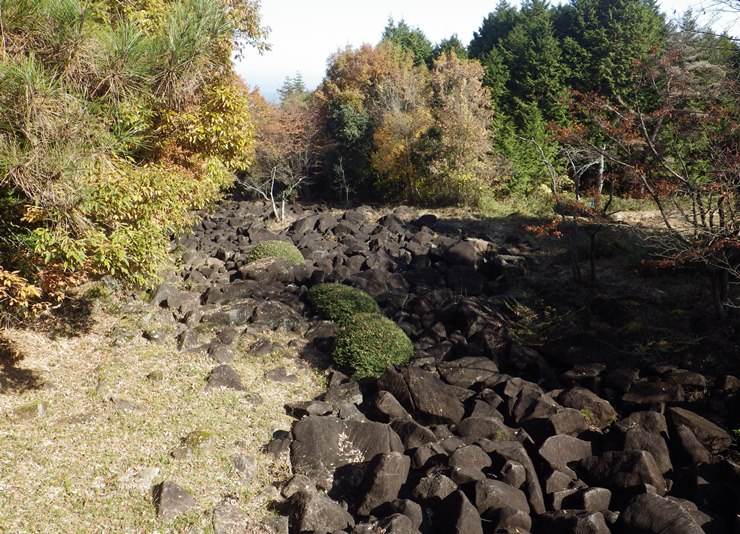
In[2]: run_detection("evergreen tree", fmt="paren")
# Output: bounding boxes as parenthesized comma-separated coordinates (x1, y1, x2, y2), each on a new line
(381, 18, 434, 67)
(433, 34, 468, 59)
(468, 0, 520, 60)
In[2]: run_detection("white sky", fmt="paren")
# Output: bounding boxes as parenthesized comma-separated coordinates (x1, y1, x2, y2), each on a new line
(234, 0, 739, 102)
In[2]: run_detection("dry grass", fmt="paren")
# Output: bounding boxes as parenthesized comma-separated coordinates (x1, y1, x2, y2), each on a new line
(0, 295, 325, 533)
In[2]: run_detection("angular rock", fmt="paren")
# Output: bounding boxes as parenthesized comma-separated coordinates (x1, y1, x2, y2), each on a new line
(620, 428, 672, 474)
(449, 445, 492, 473)
(288, 490, 354, 533)
(467, 479, 530, 515)
(372, 391, 413, 422)
(478, 440, 546, 514)
(435, 490, 483, 534)
(672, 424, 711, 465)
(230, 454, 258, 485)
(666, 407, 732, 454)
(538, 435, 593, 479)
(560, 487, 612, 512)
(483, 506, 532, 533)
(212, 503, 248, 534)
(617, 493, 704, 533)
(437, 356, 499, 388)
(154, 480, 196, 520)
(356, 452, 411, 516)
(533, 510, 609, 534)
(456, 416, 512, 441)
(205, 364, 245, 392)
(405, 367, 465, 424)
(389, 419, 437, 450)
(575, 450, 667, 496)
(410, 473, 457, 505)
(290, 416, 403, 491)
(557, 387, 616, 429)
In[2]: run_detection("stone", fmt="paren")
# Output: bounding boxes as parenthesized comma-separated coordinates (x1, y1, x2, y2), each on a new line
(560, 487, 612, 512)
(444, 241, 479, 268)
(285, 400, 333, 418)
(288, 490, 354, 533)
(372, 391, 413, 422)
(281, 474, 316, 499)
(405, 366, 465, 424)
(323, 380, 363, 407)
(389, 419, 437, 450)
(538, 435, 593, 479)
(356, 452, 411, 516)
(672, 424, 711, 465)
(212, 503, 248, 534)
(437, 356, 499, 388)
(499, 460, 527, 489)
(9, 401, 47, 421)
(435, 491, 483, 534)
(118, 466, 160, 491)
(666, 407, 732, 453)
(557, 387, 616, 429)
(205, 365, 245, 392)
(410, 473, 457, 504)
(230, 455, 258, 484)
(290, 416, 403, 491)
(478, 440, 546, 515)
(575, 450, 667, 497)
(623, 381, 684, 406)
(449, 445, 492, 472)
(455, 416, 512, 441)
(208, 343, 235, 364)
(483, 506, 532, 533)
(617, 493, 704, 533)
(387, 499, 424, 531)
(620, 427, 672, 474)
(265, 366, 298, 384)
(154, 480, 196, 520)
(467, 479, 530, 515)
(533, 510, 610, 534)
(411, 442, 448, 470)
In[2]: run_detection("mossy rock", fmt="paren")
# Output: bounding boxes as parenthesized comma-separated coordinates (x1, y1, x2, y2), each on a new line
(245, 240, 304, 265)
(308, 283, 380, 323)
(332, 313, 413, 379)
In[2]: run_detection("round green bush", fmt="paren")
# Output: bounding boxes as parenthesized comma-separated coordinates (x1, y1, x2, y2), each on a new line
(332, 313, 413, 379)
(246, 240, 304, 265)
(308, 283, 380, 323)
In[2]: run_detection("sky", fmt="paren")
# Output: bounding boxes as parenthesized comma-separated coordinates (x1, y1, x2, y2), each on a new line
(234, 0, 739, 102)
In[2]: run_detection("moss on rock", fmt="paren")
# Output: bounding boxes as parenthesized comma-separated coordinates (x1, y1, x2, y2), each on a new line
(245, 240, 304, 265)
(331, 313, 413, 379)
(308, 283, 380, 323)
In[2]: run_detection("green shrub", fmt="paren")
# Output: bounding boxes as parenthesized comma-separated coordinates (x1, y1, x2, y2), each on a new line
(332, 313, 413, 378)
(308, 283, 380, 323)
(245, 240, 304, 265)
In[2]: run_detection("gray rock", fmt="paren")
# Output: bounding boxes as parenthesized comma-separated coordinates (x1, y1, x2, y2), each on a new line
(557, 387, 616, 429)
(561, 487, 612, 512)
(281, 474, 316, 499)
(449, 445, 492, 472)
(357, 452, 411, 516)
(667, 407, 732, 453)
(205, 365, 245, 392)
(617, 493, 704, 533)
(575, 450, 667, 496)
(411, 473, 457, 504)
(468, 479, 530, 515)
(389, 419, 437, 450)
(538, 435, 593, 479)
(212, 503, 248, 534)
(436, 490, 483, 534)
(534, 510, 610, 534)
(154, 480, 196, 520)
(437, 356, 499, 388)
(288, 490, 354, 533)
(230, 454, 258, 484)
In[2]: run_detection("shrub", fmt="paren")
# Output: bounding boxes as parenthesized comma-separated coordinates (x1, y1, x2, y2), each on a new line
(308, 283, 380, 323)
(331, 313, 413, 378)
(245, 240, 304, 265)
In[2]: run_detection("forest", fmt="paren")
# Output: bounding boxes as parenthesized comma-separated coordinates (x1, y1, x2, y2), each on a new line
(0, 0, 738, 316)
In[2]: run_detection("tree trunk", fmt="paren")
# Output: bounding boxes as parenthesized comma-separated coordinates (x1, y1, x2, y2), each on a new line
(596, 150, 605, 196)
(710, 269, 729, 321)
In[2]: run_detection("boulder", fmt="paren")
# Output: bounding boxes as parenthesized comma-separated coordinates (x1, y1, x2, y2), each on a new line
(288, 490, 354, 533)
(666, 407, 732, 454)
(617, 493, 704, 533)
(575, 450, 667, 497)
(356, 452, 411, 516)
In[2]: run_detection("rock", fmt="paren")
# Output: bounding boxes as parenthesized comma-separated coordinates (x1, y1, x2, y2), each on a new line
(265, 366, 299, 384)
(467, 479, 530, 515)
(622, 381, 684, 407)
(410, 473, 457, 505)
(323, 380, 363, 408)
(290, 416, 403, 491)
(445, 241, 479, 268)
(356, 452, 411, 516)
(230, 454, 258, 484)
(560, 487, 612, 512)
(449, 445, 492, 472)
(483, 506, 532, 532)
(281, 475, 316, 503)
(389, 419, 437, 450)
(620, 428, 672, 474)
(478, 440, 546, 514)
(288, 490, 354, 533)
(208, 343, 235, 364)
(411, 442, 448, 470)
(212, 503, 249, 534)
(455, 416, 512, 441)
(538, 435, 593, 479)
(372, 391, 413, 422)
(205, 365, 245, 392)
(499, 460, 527, 489)
(557, 387, 616, 429)
(666, 407, 732, 453)
(435, 490, 483, 534)
(575, 450, 667, 497)
(672, 424, 711, 465)
(154, 481, 196, 520)
(533, 510, 610, 534)
(437, 356, 499, 388)
(617, 493, 704, 533)
(405, 367, 466, 424)
(118, 466, 160, 491)
(616, 411, 668, 436)
(9, 401, 47, 421)
(387, 499, 424, 531)
(285, 400, 333, 418)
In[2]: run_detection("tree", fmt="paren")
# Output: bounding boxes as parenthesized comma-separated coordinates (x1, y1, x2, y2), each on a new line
(239, 89, 322, 220)
(381, 18, 434, 67)
(561, 25, 739, 317)
(468, 0, 521, 60)
(434, 34, 468, 59)
(423, 52, 497, 203)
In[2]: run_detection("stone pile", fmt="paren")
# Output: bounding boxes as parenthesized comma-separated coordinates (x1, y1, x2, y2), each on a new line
(153, 200, 738, 533)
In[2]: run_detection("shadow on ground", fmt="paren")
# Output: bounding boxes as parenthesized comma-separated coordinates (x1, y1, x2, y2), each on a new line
(0, 336, 43, 393)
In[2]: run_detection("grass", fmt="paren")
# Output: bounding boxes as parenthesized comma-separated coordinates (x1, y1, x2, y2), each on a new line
(0, 295, 325, 533)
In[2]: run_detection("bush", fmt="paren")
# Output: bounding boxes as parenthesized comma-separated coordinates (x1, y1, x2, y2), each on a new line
(245, 240, 304, 265)
(332, 313, 413, 378)
(308, 283, 380, 323)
